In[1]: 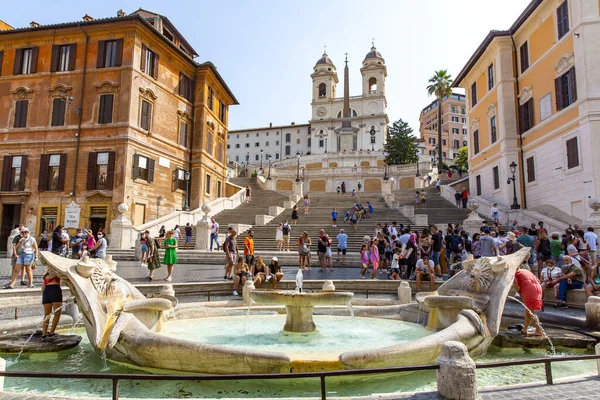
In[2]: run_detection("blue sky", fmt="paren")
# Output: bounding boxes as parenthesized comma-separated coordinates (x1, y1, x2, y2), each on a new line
(3, 0, 531, 133)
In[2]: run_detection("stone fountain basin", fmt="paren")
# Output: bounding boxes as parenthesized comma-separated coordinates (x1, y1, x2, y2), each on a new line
(424, 295, 473, 309)
(250, 290, 354, 306)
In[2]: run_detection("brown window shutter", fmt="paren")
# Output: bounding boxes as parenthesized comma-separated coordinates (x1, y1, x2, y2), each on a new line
(518, 104, 525, 134)
(13, 48, 23, 75)
(115, 39, 123, 67)
(172, 169, 178, 191)
(68, 44, 77, 71)
(15, 100, 28, 128)
(570, 67, 577, 103)
(97, 41, 106, 68)
(86, 152, 97, 190)
(152, 53, 159, 79)
(57, 153, 67, 191)
(2, 156, 12, 191)
(0, 51, 3, 76)
(178, 73, 184, 96)
(132, 153, 140, 179)
(555, 77, 563, 111)
(147, 158, 155, 183)
(140, 44, 147, 72)
(105, 151, 116, 190)
(19, 155, 28, 191)
(50, 45, 60, 72)
(527, 98, 535, 129)
(30, 47, 38, 73)
(38, 154, 50, 191)
(51, 98, 66, 126)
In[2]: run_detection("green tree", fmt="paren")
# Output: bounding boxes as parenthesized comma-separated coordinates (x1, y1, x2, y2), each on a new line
(426, 70, 453, 171)
(454, 146, 468, 170)
(383, 119, 417, 165)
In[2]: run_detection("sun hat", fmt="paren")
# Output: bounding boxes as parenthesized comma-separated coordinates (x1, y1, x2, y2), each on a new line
(272, 257, 278, 262)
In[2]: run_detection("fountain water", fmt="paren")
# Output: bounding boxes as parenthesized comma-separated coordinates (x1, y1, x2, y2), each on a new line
(508, 295, 556, 354)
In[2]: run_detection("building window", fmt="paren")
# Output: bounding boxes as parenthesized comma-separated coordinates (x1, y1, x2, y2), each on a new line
(442, 152, 447, 158)
(319, 139, 324, 147)
(285, 133, 291, 143)
(14, 100, 28, 128)
(39, 154, 66, 191)
(235, 155, 239, 162)
(245, 143, 250, 148)
(97, 39, 123, 68)
(179, 121, 188, 147)
(276, 141, 279, 145)
(490, 116, 497, 143)
(519, 98, 535, 133)
(463, 140, 467, 146)
(471, 82, 477, 106)
(255, 142, 260, 147)
(140, 100, 152, 131)
(296, 139, 301, 144)
(555, 67, 577, 111)
(520, 42, 529, 73)
(476, 175, 482, 196)
(51, 44, 76, 72)
(526, 156, 535, 183)
(451, 116, 459, 122)
(86, 151, 115, 190)
(308, 138, 311, 147)
(140, 45, 159, 79)
(442, 139, 447, 146)
(98, 94, 114, 124)
(318, 83, 326, 98)
(453, 140, 460, 150)
(256, 133, 259, 137)
(13, 47, 38, 75)
(557, 1, 570, 40)
(473, 130, 480, 154)
(255, 154, 259, 161)
(173, 169, 188, 191)
(566, 137, 579, 169)
(179, 73, 193, 101)
(133, 154, 155, 182)
(462, 128, 467, 135)
(493, 166, 500, 190)
(51, 98, 66, 127)
(429, 138, 436, 145)
(285, 145, 291, 156)
(207, 132, 214, 156)
(217, 180, 222, 197)
(462, 118, 467, 123)
(219, 100, 226, 122)
(1, 155, 27, 191)
(487, 64, 494, 90)
(205, 174, 211, 194)
(207, 86, 214, 111)
(451, 106, 457, 114)
(265, 141, 269, 146)
(452, 128, 459, 134)
(275, 153, 279, 160)
(368, 77, 377, 93)
(235, 144, 240, 148)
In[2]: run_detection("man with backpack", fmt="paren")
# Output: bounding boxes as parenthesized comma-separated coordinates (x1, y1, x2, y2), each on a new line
(282, 221, 291, 251)
(449, 229, 464, 262)
(222, 229, 238, 280)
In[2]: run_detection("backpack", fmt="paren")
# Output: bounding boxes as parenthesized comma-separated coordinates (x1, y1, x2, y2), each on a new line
(450, 235, 463, 253)
(282, 224, 290, 235)
(539, 238, 551, 257)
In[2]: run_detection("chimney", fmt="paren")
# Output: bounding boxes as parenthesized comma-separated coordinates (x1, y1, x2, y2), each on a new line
(82, 14, 94, 22)
(117, 9, 126, 17)
(29, 21, 40, 28)
(291, 122, 295, 125)
(269, 122, 272, 128)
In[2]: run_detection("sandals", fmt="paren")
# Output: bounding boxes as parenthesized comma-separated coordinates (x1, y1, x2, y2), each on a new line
(3, 284, 14, 289)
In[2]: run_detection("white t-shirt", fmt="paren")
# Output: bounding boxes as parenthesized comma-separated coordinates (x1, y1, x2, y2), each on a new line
(20, 236, 36, 254)
(389, 227, 398, 237)
(541, 266, 563, 281)
(210, 222, 219, 235)
(435, 180, 441, 188)
(174, 228, 181, 240)
(391, 253, 401, 269)
(490, 206, 498, 216)
(416, 259, 434, 272)
(584, 231, 598, 251)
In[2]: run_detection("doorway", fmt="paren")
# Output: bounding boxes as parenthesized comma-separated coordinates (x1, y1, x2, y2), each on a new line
(133, 203, 146, 226)
(0, 204, 22, 251)
(89, 206, 108, 234)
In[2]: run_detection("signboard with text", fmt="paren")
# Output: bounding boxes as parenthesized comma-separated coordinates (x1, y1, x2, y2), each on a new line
(64, 201, 81, 229)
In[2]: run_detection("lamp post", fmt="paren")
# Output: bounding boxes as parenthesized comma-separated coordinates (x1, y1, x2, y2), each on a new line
(295, 151, 302, 182)
(266, 154, 272, 180)
(184, 171, 191, 211)
(508, 161, 520, 210)
(260, 149, 264, 170)
(415, 149, 421, 177)
(383, 151, 389, 180)
(370, 127, 376, 151)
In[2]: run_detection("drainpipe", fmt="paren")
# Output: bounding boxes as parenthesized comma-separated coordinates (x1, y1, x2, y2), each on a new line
(187, 71, 197, 210)
(72, 23, 89, 197)
(510, 35, 527, 209)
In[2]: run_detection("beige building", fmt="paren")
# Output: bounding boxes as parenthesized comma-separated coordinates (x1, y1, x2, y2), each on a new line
(419, 93, 468, 161)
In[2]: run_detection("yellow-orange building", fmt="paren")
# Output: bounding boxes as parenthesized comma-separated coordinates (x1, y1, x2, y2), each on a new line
(0, 10, 238, 250)
(454, 0, 600, 220)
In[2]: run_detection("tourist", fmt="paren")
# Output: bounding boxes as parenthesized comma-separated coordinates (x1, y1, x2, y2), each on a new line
(146, 233, 161, 280)
(336, 229, 348, 264)
(367, 201, 374, 218)
(550, 232, 564, 268)
(173, 225, 181, 242)
(162, 230, 178, 282)
(253, 256, 268, 288)
(535, 231, 552, 274)
(479, 228, 497, 257)
(291, 205, 299, 225)
(303, 194, 310, 214)
(472, 233, 482, 259)
(336, 186, 341, 196)
(553, 255, 586, 308)
(232, 256, 251, 296)
(245, 185, 252, 203)
(317, 229, 330, 272)
(69, 229, 85, 260)
(435, 179, 441, 195)
(349, 207, 358, 232)
(90, 231, 107, 260)
(5, 227, 38, 289)
(41, 267, 63, 338)
(585, 227, 598, 261)
(390, 247, 402, 280)
(460, 187, 469, 208)
(298, 231, 312, 271)
(267, 257, 284, 289)
(508, 220, 518, 231)
(209, 217, 219, 251)
(244, 230, 255, 267)
(454, 190, 461, 208)
(323, 231, 333, 271)
(223, 229, 238, 280)
(85, 228, 96, 253)
(415, 190, 421, 209)
(402, 235, 418, 279)
(331, 207, 338, 228)
(341, 181, 346, 196)
(418, 231, 432, 260)
(490, 203, 499, 223)
(447, 170, 453, 179)
(282, 221, 291, 251)
(576, 229, 591, 262)
(51, 225, 68, 256)
(59, 227, 69, 257)
(276, 223, 284, 251)
(513, 268, 544, 336)
(158, 225, 166, 238)
(430, 226, 443, 276)
(540, 258, 562, 299)
(79, 242, 90, 260)
(527, 223, 538, 240)
(369, 239, 380, 279)
(501, 231, 522, 255)
(360, 244, 370, 279)
(427, 175, 432, 186)
(415, 255, 436, 291)
(38, 230, 49, 251)
(517, 227, 535, 269)
(351, 189, 356, 196)
(585, 256, 600, 297)
(389, 221, 399, 238)
(140, 231, 148, 267)
(448, 255, 463, 277)
(358, 182, 362, 192)
(184, 223, 193, 249)
(420, 191, 427, 209)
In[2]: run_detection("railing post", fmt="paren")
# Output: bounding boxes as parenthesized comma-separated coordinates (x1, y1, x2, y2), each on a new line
(544, 361, 553, 385)
(112, 378, 119, 400)
(320, 375, 326, 400)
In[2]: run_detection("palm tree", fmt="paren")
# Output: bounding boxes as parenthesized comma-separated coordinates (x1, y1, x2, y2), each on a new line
(426, 70, 454, 171)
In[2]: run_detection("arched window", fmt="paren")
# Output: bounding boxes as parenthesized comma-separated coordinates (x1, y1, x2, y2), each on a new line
(285, 133, 291, 143)
(235, 155, 239, 162)
(337, 109, 359, 118)
(275, 153, 279, 160)
(255, 154, 259, 161)
(368, 77, 377, 93)
(318, 83, 326, 98)
(245, 154, 249, 161)
(285, 146, 291, 156)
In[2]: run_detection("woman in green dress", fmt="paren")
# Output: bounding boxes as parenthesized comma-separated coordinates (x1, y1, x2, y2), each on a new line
(146, 232, 161, 280)
(162, 230, 178, 282)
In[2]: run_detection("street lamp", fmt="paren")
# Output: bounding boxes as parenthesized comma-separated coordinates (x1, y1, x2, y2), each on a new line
(266, 154, 272, 180)
(415, 148, 421, 177)
(370, 127, 376, 151)
(383, 151, 389, 180)
(507, 161, 520, 210)
(184, 171, 191, 211)
(295, 151, 302, 182)
(260, 149, 264, 170)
